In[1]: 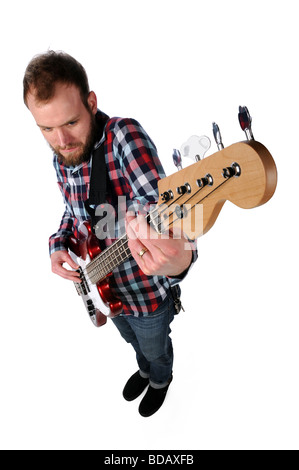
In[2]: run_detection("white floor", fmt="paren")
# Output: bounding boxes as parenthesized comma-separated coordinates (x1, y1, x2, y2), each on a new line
(1, 216, 298, 450)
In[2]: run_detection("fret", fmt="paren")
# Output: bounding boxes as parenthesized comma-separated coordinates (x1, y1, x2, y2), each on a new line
(86, 235, 132, 284)
(85, 207, 161, 284)
(85, 205, 164, 284)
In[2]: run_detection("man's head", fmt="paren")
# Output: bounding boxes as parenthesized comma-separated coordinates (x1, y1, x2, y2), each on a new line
(24, 51, 98, 166)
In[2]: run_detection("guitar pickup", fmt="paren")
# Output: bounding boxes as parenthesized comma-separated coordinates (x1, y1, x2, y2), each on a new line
(86, 299, 96, 317)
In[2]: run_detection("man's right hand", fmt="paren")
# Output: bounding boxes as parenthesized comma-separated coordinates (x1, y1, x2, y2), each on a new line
(51, 250, 81, 282)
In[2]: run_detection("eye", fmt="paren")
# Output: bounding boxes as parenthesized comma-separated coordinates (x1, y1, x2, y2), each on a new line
(42, 127, 53, 133)
(68, 120, 78, 127)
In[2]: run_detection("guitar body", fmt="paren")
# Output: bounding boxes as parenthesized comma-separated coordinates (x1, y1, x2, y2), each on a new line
(68, 222, 123, 327)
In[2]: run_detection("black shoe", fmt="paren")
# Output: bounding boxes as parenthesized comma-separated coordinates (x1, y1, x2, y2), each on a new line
(123, 371, 149, 402)
(139, 377, 172, 417)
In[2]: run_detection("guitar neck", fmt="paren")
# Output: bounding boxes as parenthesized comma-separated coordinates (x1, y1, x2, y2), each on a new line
(86, 211, 155, 285)
(86, 234, 131, 284)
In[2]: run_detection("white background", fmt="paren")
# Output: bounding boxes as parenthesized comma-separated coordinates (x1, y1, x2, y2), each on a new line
(1, 0, 298, 450)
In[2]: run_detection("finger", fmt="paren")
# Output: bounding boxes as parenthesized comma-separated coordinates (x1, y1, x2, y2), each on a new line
(126, 216, 150, 255)
(52, 258, 81, 282)
(127, 235, 153, 262)
(126, 216, 139, 242)
(57, 266, 81, 283)
(126, 214, 171, 273)
(136, 216, 188, 256)
(53, 264, 81, 281)
(127, 215, 167, 262)
(127, 217, 167, 274)
(126, 210, 136, 225)
(127, 240, 153, 276)
(125, 212, 147, 242)
(127, 215, 159, 249)
(126, 220, 154, 270)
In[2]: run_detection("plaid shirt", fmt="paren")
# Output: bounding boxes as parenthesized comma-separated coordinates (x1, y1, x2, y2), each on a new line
(49, 110, 196, 316)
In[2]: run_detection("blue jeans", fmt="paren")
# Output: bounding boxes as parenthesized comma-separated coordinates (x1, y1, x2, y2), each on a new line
(111, 293, 175, 389)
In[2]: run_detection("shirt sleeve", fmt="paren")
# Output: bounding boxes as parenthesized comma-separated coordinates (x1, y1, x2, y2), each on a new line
(48, 208, 74, 256)
(113, 118, 166, 213)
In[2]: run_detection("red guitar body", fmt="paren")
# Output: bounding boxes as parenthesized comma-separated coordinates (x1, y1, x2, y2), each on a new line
(68, 222, 123, 327)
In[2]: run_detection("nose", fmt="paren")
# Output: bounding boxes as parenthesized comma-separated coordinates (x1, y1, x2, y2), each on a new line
(56, 128, 72, 148)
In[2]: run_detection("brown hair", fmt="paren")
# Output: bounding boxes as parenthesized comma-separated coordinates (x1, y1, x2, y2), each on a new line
(23, 50, 90, 107)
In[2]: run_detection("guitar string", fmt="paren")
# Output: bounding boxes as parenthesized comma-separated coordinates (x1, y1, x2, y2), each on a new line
(81, 208, 165, 282)
(85, 189, 186, 275)
(84, 204, 165, 272)
(83, 212, 162, 282)
(81, 176, 234, 284)
(83, 190, 195, 281)
(81, 200, 179, 283)
(160, 176, 233, 233)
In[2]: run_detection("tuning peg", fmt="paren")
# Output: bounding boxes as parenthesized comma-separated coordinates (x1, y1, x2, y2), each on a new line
(180, 135, 211, 162)
(172, 149, 183, 171)
(212, 122, 224, 150)
(238, 106, 254, 140)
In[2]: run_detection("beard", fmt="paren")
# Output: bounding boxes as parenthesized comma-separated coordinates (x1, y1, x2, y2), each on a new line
(50, 112, 98, 167)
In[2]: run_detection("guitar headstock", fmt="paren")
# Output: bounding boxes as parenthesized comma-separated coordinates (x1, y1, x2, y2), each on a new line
(157, 140, 277, 240)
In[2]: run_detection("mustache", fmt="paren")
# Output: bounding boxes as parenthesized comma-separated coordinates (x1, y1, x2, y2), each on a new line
(57, 143, 82, 151)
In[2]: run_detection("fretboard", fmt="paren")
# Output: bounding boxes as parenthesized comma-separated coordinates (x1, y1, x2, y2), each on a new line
(85, 208, 163, 285)
(85, 235, 131, 285)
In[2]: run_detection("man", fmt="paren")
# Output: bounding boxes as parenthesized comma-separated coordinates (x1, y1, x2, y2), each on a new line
(24, 51, 197, 417)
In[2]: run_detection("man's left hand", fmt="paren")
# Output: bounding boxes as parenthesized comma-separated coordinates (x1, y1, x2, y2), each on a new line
(126, 212, 193, 278)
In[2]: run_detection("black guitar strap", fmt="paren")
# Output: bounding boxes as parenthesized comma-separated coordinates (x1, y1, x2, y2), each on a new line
(84, 114, 110, 232)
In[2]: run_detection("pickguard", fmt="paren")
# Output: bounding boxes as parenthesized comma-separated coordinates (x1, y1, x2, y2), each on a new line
(69, 250, 110, 326)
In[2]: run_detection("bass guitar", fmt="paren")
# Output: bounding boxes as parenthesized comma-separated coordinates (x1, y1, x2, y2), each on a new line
(68, 109, 277, 327)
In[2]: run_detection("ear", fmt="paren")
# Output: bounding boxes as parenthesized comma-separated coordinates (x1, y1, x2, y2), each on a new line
(87, 91, 98, 114)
